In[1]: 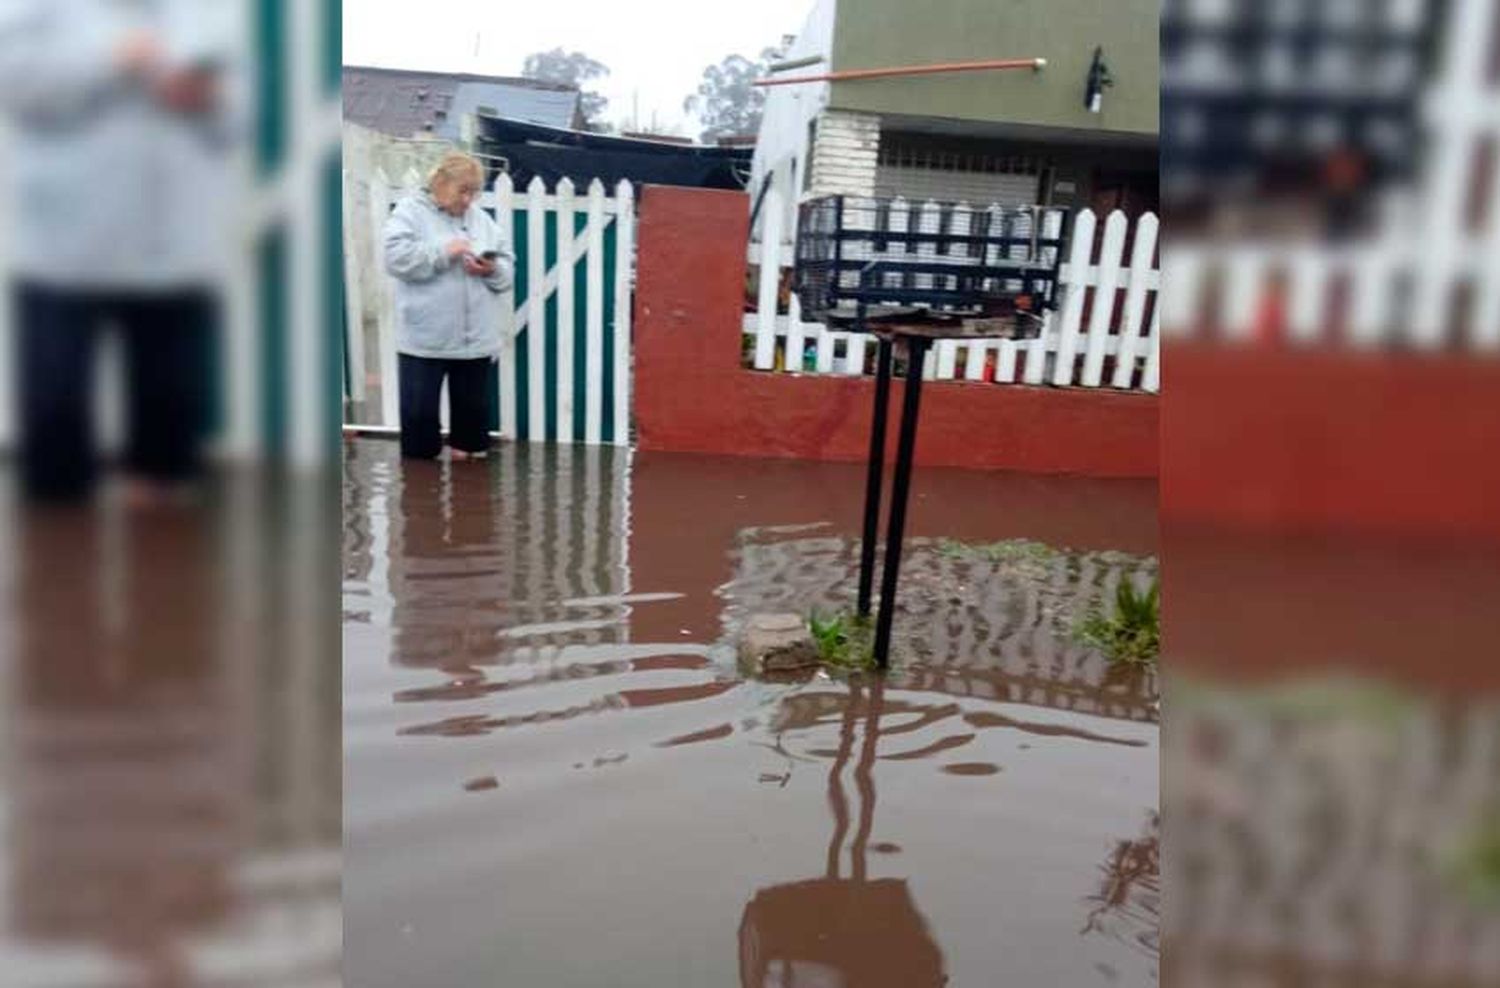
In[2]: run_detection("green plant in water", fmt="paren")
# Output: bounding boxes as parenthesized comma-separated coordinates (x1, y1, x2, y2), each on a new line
(1075, 577, 1160, 666)
(808, 610, 876, 671)
(1443, 813, 1500, 909)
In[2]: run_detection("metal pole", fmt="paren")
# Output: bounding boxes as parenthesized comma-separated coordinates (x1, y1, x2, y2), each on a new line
(873, 337, 930, 669)
(856, 330, 892, 618)
(754, 57, 1048, 87)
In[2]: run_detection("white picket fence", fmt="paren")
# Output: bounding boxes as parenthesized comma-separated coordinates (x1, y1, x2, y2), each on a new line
(1159, 0, 1500, 355)
(747, 201, 1161, 393)
(1157, 0, 1500, 353)
(346, 169, 635, 445)
(1160, 124, 1500, 351)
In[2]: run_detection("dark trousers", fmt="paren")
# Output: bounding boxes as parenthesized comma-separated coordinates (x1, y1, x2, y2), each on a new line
(397, 354, 493, 459)
(14, 283, 212, 501)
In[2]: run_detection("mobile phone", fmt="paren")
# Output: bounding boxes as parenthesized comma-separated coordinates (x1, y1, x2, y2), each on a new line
(481, 250, 500, 260)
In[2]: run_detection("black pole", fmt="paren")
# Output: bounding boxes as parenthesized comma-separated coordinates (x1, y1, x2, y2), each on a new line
(856, 330, 892, 618)
(872, 337, 929, 669)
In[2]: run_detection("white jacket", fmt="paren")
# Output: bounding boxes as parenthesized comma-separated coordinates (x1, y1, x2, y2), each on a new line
(0, 0, 243, 290)
(383, 190, 515, 360)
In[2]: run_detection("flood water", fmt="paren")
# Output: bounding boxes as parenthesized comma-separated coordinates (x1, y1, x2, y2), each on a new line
(342, 437, 1160, 988)
(1, 475, 341, 986)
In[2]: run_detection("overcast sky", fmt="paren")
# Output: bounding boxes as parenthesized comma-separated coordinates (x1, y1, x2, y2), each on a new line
(344, 0, 816, 135)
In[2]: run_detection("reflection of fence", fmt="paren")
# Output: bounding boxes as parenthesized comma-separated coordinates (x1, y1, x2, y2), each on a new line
(343, 171, 635, 445)
(355, 442, 635, 671)
(0, 476, 341, 984)
(748, 203, 1160, 393)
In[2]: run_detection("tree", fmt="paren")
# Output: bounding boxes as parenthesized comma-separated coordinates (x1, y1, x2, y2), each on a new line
(685, 41, 789, 144)
(522, 48, 610, 131)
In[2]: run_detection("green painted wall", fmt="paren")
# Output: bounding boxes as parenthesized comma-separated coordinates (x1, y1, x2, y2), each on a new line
(829, 0, 1157, 136)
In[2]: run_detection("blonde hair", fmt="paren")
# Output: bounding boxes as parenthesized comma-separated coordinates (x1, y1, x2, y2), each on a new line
(427, 151, 484, 191)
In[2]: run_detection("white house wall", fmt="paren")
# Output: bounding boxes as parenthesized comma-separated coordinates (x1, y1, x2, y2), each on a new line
(808, 109, 881, 197)
(749, 0, 838, 240)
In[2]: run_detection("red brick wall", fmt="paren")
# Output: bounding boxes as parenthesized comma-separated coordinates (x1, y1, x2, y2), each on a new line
(1163, 342, 1500, 542)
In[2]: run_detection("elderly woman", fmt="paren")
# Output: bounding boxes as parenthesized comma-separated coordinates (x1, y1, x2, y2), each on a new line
(0, 2, 241, 503)
(383, 152, 515, 460)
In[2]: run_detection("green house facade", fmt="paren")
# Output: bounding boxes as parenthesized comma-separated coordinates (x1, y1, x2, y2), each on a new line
(751, 0, 1158, 231)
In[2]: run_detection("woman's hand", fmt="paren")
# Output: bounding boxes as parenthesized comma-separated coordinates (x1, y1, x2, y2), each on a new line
(152, 67, 219, 114)
(462, 254, 496, 277)
(445, 238, 473, 260)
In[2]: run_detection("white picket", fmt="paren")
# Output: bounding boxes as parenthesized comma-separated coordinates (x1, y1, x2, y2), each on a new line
(1474, 115, 1500, 351)
(585, 180, 606, 445)
(996, 340, 1019, 382)
(1111, 212, 1160, 389)
(1142, 306, 1161, 394)
(613, 180, 635, 442)
(340, 170, 367, 405)
(368, 168, 400, 428)
(556, 177, 577, 444)
(1347, 247, 1395, 348)
(1160, 246, 1203, 337)
(1080, 210, 1129, 386)
(754, 179, 785, 370)
(1047, 208, 1098, 386)
(1221, 248, 1267, 341)
(1287, 247, 1331, 345)
(1476, 266, 1500, 351)
(964, 340, 989, 381)
(1407, 0, 1485, 351)
(526, 176, 547, 440)
(781, 243, 807, 372)
(495, 173, 518, 439)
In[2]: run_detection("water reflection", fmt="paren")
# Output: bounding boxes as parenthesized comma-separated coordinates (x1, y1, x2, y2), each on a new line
(740, 678, 946, 987)
(2, 476, 339, 985)
(1082, 812, 1160, 960)
(380, 445, 634, 678)
(344, 438, 1159, 987)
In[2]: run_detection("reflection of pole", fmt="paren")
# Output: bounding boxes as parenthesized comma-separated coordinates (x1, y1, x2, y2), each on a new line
(857, 330, 891, 617)
(824, 681, 862, 880)
(851, 677, 883, 883)
(824, 679, 884, 883)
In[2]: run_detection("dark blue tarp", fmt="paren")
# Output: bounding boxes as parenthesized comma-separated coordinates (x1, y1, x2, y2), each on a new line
(476, 116, 752, 191)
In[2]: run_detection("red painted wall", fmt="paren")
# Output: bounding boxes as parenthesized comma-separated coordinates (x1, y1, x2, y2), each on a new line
(1163, 341, 1500, 542)
(632, 185, 1159, 478)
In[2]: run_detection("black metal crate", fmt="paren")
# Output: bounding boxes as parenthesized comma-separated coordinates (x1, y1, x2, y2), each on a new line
(793, 195, 1071, 334)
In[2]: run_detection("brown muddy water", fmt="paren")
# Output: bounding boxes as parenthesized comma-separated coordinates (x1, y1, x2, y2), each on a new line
(2, 475, 340, 986)
(343, 437, 1160, 988)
